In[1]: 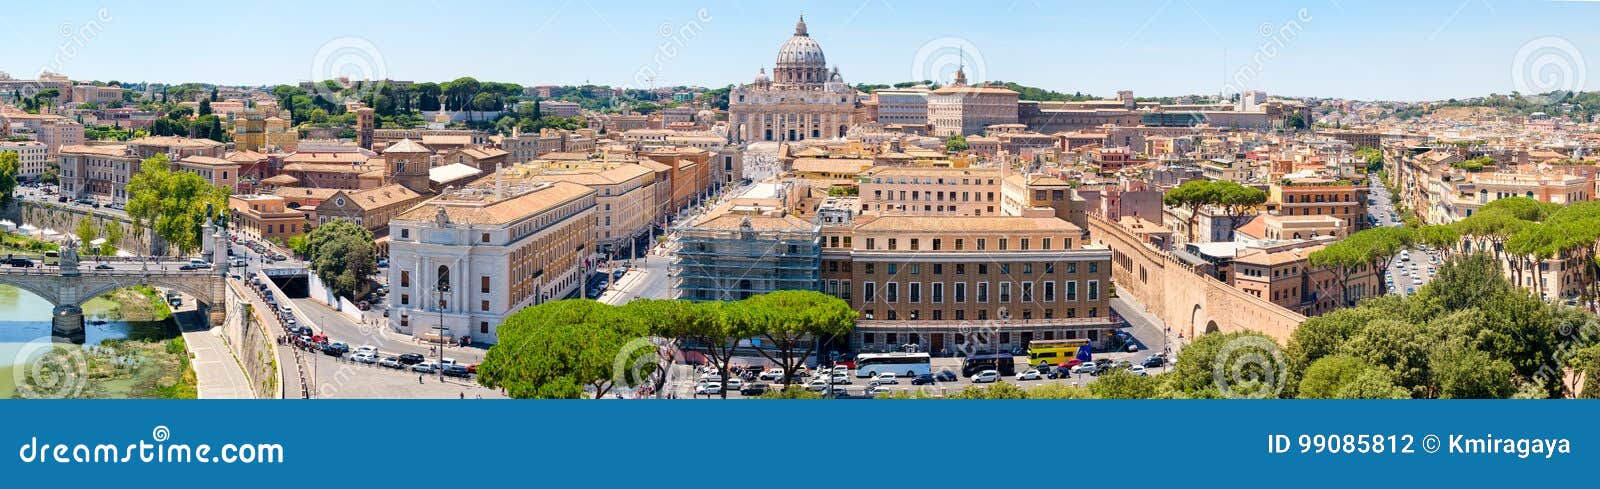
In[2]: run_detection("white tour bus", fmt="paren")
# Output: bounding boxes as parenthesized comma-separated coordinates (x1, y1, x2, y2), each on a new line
(854, 352, 932, 378)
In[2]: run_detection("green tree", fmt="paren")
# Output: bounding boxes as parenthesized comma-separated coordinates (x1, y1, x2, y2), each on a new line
(75, 218, 99, 256)
(101, 220, 123, 256)
(1355, 147, 1383, 172)
(305, 219, 377, 299)
(1430, 345, 1516, 398)
(1088, 369, 1160, 398)
(124, 155, 229, 255)
(477, 299, 653, 399)
(1417, 224, 1460, 257)
(1169, 331, 1286, 398)
(198, 99, 213, 116)
(743, 290, 857, 386)
(944, 134, 969, 153)
(1297, 354, 1408, 399)
(0, 151, 18, 205)
(286, 233, 309, 258)
(1162, 180, 1230, 242)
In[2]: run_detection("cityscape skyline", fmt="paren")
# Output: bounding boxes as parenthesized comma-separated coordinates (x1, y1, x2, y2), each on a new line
(5, 0, 1598, 101)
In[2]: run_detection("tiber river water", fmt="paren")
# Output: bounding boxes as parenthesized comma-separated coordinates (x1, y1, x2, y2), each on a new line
(0, 284, 177, 397)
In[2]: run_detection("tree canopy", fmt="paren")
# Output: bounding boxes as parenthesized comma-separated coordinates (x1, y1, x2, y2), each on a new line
(1162, 179, 1267, 242)
(305, 219, 377, 299)
(124, 154, 230, 255)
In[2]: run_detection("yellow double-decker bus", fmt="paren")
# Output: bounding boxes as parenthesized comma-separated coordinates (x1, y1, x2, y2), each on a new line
(1026, 339, 1091, 368)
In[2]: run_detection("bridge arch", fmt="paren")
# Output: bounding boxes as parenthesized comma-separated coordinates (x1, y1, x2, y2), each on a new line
(0, 267, 226, 343)
(0, 276, 64, 305)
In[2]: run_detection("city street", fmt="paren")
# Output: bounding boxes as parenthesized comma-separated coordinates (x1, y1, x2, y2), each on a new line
(1366, 177, 1439, 296)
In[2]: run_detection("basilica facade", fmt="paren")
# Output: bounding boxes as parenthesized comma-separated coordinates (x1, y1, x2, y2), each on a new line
(727, 17, 857, 143)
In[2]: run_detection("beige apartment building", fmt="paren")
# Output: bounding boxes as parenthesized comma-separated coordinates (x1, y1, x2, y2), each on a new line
(1268, 177, 1370, 231)
(483, 160, 660, 254)
(857, 166, 1002, 216)
(387, 181, 598, 344)
(843, 215, 1117, 353)
(926, 69, 1019, 137)
(0, 140, 48, 179)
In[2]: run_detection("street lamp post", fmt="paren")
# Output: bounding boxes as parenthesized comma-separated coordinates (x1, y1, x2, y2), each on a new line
(435, 283, 450, 382)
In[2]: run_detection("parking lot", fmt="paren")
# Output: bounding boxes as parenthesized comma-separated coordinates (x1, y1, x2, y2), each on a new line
(669, 349, 1175, 399)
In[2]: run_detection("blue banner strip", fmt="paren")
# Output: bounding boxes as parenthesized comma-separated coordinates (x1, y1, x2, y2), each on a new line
(0, 400, 1592, 487)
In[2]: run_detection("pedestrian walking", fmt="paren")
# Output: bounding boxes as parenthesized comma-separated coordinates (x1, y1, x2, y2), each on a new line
(459, 392, 464, 399)
(418, 375, 423, 384)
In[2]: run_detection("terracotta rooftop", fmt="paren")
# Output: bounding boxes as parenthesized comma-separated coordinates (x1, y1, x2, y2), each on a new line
(397, 181, 594, 226)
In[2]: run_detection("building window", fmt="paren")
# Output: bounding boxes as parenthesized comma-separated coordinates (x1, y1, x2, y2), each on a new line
(977, 282, 989, 303)
(1043, 281, 1056, 302)
(480, 322, 489, 334)
(1021, 282, 1034, 302)
(954, 282, 966, 303)
(400, 271, 410, 287)
(1088, 280, 1100, 301)
(1066, 281, 1077, 301)
(999, 282, 1012, 303)
(481, 233, 490, 243)
(931, 283, 943, 303)
(886, 282, 898, 303)
(481, 276, 490, 293)
(909, 283, 921, 303)
(401, 294, 410, 306)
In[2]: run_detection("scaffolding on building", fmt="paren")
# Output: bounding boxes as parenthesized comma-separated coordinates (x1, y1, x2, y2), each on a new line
(669, 216, 820, 301)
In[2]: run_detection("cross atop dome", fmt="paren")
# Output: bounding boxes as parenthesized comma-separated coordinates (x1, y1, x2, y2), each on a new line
(795, 15, 807, 36)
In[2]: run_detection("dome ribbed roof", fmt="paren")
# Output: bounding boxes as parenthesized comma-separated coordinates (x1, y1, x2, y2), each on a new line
(775, 16, 825, 67)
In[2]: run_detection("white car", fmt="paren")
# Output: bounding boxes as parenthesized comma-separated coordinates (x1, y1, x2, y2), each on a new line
(866, 385, 896, 397)
(804, 378, 829, 391)
(758, 369, 784, 380)
(695, 383, 722, 395)
(1130, 365, 1149, 376)
(351, 352, 378, 364)
(972, 370, 1000, 383)
(724, 378, 743, 391)
(699, 374, 723, 385)
(829, 373, 851, 384)
(411, 361, 439, 373)
(1070, 363, 1099, 374)
(353, 345, 378, 357)
(831, 366, 849, 376)
(871, 373, 899, 385)
(1016, 368, 1042, 381)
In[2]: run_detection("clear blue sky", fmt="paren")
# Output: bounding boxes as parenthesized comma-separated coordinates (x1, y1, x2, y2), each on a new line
(4, 0, 1597, 101)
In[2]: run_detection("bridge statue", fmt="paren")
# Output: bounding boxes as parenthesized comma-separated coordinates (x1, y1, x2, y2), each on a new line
(59, 238, 80, 276)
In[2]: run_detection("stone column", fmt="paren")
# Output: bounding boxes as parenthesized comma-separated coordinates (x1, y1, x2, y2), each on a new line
(52, 304, 85, 344)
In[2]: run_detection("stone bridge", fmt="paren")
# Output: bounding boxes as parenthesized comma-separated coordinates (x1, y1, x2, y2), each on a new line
(1086, 214, 1305, 343)
(0, 259, 227, 343)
